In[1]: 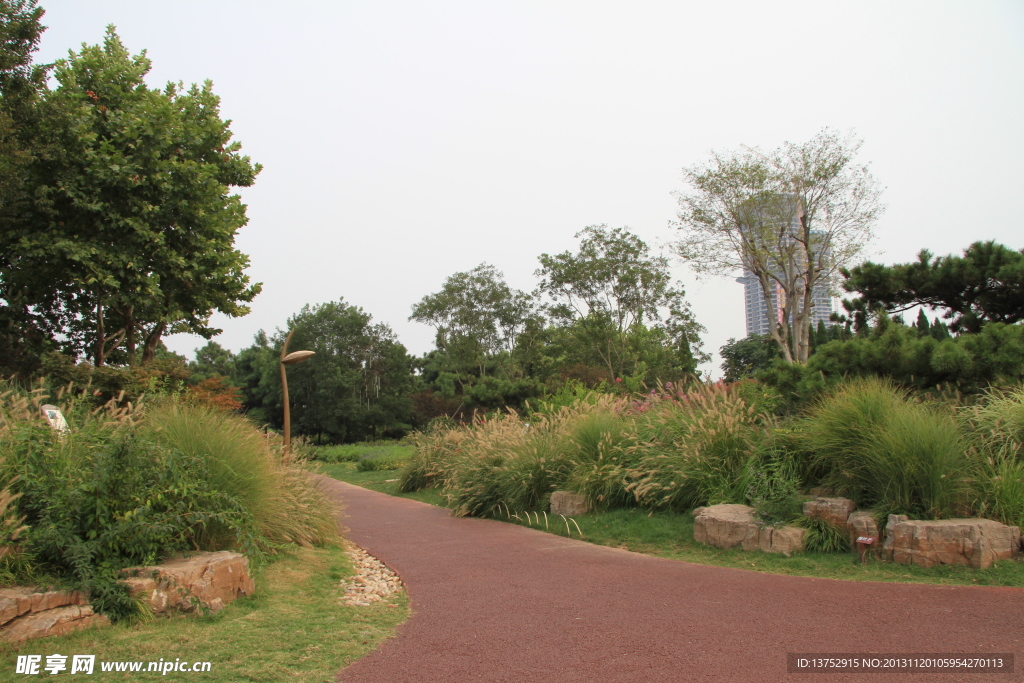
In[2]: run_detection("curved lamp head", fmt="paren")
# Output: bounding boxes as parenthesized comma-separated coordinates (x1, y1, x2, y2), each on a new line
(281, 350, 315, 365)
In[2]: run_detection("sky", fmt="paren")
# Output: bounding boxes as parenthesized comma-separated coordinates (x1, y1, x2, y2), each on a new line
(33, 1, 1024, 377)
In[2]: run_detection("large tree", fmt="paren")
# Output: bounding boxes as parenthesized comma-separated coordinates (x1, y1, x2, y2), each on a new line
(840, 241, 1024, 334)
(0, 0, 58, 376)
(244, 301, 416, 443)
(673, 128, 884, 363)
(0, 27, 261, 366)
(536, 225, 706, 382)
(410, 263, 534, 383)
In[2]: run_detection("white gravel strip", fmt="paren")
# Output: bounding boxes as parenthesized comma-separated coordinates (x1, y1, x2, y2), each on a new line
(339, 543, 404, 607)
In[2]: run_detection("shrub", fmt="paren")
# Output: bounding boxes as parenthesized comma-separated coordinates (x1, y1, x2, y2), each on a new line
(0, 386, 337, 620)
(627, 384, 765, 511)
(139, 401, 337, 548)
(802, 378, 969, 518)
(744, 455, 803, 525)
(964, 386, 1024, 527)
(313, 445, 363, 463)
(356, 451, 405, 471)
(798, 517, 850, 553)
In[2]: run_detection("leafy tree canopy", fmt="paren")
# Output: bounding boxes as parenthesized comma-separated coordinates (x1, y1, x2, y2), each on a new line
(840, 241, 1024, 334)
(240, 301, 416, 443)
(719, 334, 780, 383)
(674, 128, 884, 363)
(0, 25, 261, 369)
(536, 225, 706, 382)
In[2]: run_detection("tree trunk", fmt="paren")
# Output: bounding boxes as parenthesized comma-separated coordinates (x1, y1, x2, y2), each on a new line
(140, 321, 168, 364)
(95, 297, 105, 366)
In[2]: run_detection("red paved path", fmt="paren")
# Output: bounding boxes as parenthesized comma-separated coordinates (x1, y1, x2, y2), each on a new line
(324, 479, 1024, 683)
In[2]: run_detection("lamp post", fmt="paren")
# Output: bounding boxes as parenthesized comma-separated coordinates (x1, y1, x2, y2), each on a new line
(279, 329, 314, 460)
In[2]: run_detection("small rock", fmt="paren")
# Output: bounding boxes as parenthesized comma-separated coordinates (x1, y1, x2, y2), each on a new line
(339, 543, 403, 606)
(550, 491, 589, 516)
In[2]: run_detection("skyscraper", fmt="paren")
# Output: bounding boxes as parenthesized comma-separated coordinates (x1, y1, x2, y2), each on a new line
(736, 269, 833, 337)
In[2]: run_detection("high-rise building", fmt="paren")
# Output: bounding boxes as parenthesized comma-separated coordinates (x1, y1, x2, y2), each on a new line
(736, 269, 833, 337)
(733, 194, 834, 336)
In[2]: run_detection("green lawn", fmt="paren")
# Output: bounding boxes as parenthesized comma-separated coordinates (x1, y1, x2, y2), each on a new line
(0, 545, 408, 682)
(317, 444, 1024, 588)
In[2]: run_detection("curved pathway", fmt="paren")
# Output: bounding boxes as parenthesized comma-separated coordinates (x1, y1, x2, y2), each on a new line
(324, 479, 1024, 682)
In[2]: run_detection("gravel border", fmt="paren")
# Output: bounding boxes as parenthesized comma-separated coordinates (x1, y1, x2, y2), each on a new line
(339, 543, 403, 607)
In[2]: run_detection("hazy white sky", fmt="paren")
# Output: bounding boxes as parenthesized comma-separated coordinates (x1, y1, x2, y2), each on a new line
(34, 1, 1024, 377)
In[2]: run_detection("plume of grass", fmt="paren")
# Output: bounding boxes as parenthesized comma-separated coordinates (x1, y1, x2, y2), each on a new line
(974, 451, 1024, 528)
(140, 400, 337, 548)
(803, 377, 969, 518)
(626, 384, 765, 511)
(417, 399, 625, 517)
(562, 401, 636, 509)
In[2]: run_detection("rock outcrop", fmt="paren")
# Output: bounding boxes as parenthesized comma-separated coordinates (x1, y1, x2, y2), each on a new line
(550, 491, 589, 516)
(883, 517, 1022, 569)
(0, 589, 108, 644)
(122, 551, 255, 614)
(692, 504, 805, 556)
(803, 497, 857, 532)
(1, 551, 255, 643)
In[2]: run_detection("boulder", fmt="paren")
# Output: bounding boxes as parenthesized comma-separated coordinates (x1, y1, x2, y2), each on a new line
(1, 552, 254, 643)
(848, 511, 880, 549)
(550, 491, 589, 516)
(1, 604, 107, 644)
(803, 497, 857, 531)
(884, 518, 1022, 569)
(694, 504, 758, 549)
(0, 588, 88, 628)
(0, 588, 96, 643)
(122, 551, 255, 614)
(766, 525, 806, 557)
(693, 504, 805, 556)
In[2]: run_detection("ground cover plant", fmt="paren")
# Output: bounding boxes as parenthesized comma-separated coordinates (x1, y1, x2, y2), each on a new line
(0, 544, 409, 682)
(0, 382, 337, 621)
(370, 378, 1024, 585)
(323, 461, 1024, 588)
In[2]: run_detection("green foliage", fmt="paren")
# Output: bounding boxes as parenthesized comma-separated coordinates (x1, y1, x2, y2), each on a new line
(802, 378, 969, 518)
(537, 225, 707, 383)
(140, 402, 337, 548)
(798, 517, 851, 553)
(355, 449, 406, 471)
(0, 386, 336, 620)
(237, 300, 416, 443)
(744, 456, 803, 525)
(841, 241, 1024, 334)
(720, 334, 780, 382)
(627, 385, 765, 511)
(962, 386, 1024, 528)
(312, 444, 364, 463)
(40, 349, 191, 406)
(674, 128, 883, 363)
(411, 263, 534, 372)
(760, 319, 1024, 406)
(1, 396, 261, 620)
(0, 25, 260, 368)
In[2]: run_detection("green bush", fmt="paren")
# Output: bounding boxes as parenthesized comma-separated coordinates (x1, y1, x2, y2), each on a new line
(140, 401, 338, 548)
(313, 445, 363, 463)
(0, 386, 337, 620)
(19, 433, 259, 620)
(744, 456, 803, 525)
(356, 453, 405, 471)
(802, 378, 969, 518)
(798, 517, 851, 553)
(964, 386, 1024, 528)
(627, 384, 765, 511)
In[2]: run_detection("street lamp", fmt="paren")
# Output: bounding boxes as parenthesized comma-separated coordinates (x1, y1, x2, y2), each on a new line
(279, 329, 314, 460)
